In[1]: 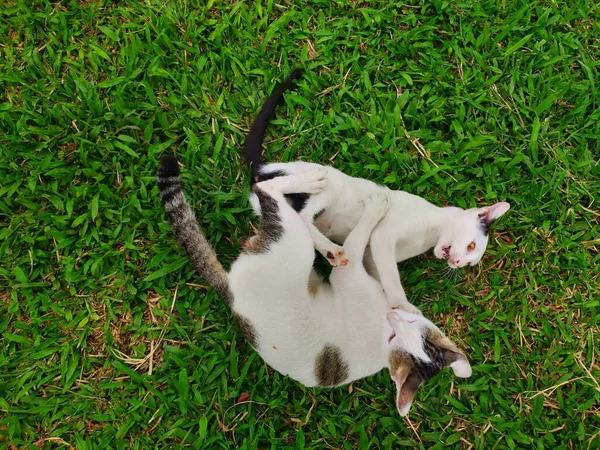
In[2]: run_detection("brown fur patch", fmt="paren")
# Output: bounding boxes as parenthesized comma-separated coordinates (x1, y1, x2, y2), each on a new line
(308, 279, 319, 296)
(240, 235, 264, 253)
(389, 349, 413, 376)
(314, 345, 349, 386)
(425, 328, 463, 355)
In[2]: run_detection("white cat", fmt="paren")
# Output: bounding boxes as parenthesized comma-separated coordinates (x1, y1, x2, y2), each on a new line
(157, 156, 472, 416)
(245, 70, 510, 311)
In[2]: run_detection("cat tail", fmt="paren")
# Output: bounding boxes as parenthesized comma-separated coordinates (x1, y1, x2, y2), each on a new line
(157, 155, 233, 306)
(244, 68, 304, 184)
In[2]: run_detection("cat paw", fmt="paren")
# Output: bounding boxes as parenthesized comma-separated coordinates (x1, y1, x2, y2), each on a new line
(362, 192, 390, 221)
(299, 167, 328, 194)
(325, 246, 349, 267)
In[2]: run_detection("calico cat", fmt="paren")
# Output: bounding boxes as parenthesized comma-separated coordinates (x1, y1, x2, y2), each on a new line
(245, 70, 510, 311)
(157, 156, 471, 416)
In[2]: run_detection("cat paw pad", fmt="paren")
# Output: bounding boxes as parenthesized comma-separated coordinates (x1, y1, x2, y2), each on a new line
(326, 248, 348, 267)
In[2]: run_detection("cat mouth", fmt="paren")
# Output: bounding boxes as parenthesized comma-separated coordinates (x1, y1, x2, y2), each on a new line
(441, 245, 451, 259)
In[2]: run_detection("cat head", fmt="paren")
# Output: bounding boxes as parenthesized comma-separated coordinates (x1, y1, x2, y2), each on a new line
(385, 309, 471, 416)
(433, 202, 510, 268)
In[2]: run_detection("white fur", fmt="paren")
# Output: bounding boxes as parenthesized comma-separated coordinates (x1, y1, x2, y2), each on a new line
(231, 173, 466, 392)
(250, 163, 510, 309)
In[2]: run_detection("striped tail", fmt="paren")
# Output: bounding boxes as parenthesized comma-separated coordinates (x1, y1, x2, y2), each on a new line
(244, 68, 304, 184)
(157, 155, 233, 305)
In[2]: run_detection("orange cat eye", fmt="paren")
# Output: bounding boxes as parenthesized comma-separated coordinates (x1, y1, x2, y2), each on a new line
(467, 242, 476, 251)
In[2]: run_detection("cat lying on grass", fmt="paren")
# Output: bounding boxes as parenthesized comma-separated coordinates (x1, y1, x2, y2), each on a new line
(245, 70, 510, 312)
(157, 156, 471, 416)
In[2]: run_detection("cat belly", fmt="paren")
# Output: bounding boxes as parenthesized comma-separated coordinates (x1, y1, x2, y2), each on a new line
(232, 295, 327, 386)
(230, 280, 385, 387)
(315, 210, 360, 243)
(259, 338, 322, 386)
(312, 192, 363, 243)
(312, 173, 384, 243)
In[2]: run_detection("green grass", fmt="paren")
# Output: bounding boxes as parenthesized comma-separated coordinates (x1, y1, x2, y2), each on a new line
(1, 0, 599, 448)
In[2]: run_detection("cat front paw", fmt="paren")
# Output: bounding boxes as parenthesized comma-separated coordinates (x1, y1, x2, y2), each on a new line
(299, 167, 328, 194)
(325, 246, 349, 267)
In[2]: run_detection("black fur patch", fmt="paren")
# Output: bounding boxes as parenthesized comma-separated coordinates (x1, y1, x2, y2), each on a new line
(389, 334, 453, 392)
(157, 155, 180, 178)
(256, 169, 287, 183)
(256, 187, 284, 243)
(285, 193, 309, 212)
(411, 337, 448, 381)
(244, 186, 284, 254)
(314, 345, 349, 387)
(313, 209, 326, 220)
(480, 219, 491, 236)
(255, 170, 310, 212)
(234, 313, 259, 348)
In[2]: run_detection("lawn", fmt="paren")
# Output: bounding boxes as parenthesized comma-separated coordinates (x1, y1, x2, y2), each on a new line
(1, 0, 599, 448)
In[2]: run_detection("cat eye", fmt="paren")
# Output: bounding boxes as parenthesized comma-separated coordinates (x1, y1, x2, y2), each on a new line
(467, 242, 476, 251)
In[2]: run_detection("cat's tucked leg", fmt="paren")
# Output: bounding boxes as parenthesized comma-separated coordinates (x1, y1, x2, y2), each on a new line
(341, 193, 390, 266)
(370, 230, 420, 314)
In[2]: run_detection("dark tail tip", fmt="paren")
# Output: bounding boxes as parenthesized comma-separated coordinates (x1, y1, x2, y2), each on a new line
(288, 68, 304, 82)
(158, 155, 180, 178)
(277, 68, 304, 95)
(245, 68, 306, 184)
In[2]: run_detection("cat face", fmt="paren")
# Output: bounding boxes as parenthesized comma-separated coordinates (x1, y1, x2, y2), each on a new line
(433, 202, 510, 268)
(385, 309, 471, 416)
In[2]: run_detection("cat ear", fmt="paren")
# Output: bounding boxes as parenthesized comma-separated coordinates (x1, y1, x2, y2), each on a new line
(392, 369, 423, 417)
(443, 350, 472, 378)
(478, 202, 510, 225)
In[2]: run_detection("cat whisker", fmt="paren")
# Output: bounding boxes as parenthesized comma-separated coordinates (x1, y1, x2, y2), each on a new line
(440, 266, 454, 288)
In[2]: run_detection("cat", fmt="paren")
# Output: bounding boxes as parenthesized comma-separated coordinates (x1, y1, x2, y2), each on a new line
(245, 70, 510, 312)
(157, 155, 472, 416)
